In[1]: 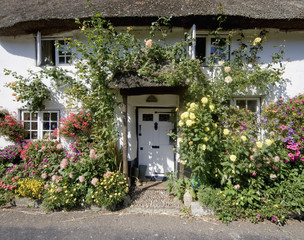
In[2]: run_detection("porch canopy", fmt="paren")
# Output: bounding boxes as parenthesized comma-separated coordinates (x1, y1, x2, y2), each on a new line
(109, 71, 185, 178)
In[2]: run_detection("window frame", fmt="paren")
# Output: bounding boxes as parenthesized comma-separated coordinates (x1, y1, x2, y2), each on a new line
(232, 97, 261, 115)
(188, 25, 230, 64)
(21, 110, 60, 140)
(36, 32, 72, 67)
(196, 34, 230, 64)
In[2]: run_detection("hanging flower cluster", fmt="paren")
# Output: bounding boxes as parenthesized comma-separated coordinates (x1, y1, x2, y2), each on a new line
(53, 111, 93, 138)
(0, 110, 24, 143)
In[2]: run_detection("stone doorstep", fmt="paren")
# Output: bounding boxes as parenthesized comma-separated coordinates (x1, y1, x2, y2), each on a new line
(190, 202, 215, 217)
(12, 198, 42, 208)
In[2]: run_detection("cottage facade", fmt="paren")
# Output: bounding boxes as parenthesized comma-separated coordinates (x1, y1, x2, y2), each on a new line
(1, 0, 304, 178)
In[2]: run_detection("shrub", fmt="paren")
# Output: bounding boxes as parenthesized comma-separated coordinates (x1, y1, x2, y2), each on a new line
(0, 110, 24, 143)
(15, 177, 45, 200)
(92, 172, 128, 208)
(42, 181, 87, 211)
(20, 140, 66, 178)
(0, 144, 22, 165)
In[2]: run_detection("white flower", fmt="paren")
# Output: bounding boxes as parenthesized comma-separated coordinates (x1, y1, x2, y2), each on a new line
(218, 60, 225, 66)
(224, 76, 232, 84)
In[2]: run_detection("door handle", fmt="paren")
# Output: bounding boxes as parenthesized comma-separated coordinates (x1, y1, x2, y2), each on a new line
(154, 122, 158, 131)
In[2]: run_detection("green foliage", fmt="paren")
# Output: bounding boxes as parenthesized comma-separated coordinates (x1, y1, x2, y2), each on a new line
(197, 186, 221, 211)
(4, 70, 51, 111)
(166, 172, 194, 201)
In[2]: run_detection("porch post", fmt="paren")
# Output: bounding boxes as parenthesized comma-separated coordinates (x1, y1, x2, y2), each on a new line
(179, 93, 185, 179)
(122, 94, 129, 178)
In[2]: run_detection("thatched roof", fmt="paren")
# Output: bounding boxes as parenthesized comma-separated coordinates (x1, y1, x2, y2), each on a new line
(109, 72, 168, 89)
(1, 0, 304, 36)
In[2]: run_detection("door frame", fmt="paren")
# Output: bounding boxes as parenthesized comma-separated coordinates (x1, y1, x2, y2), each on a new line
(136, 106, 177, 178)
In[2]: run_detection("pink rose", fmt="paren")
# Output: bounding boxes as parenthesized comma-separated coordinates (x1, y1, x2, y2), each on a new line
(274, 156, 280, 162)
(60, 158, 69, 169)
(234, 184, 240, 190)
(145, 39, 153, 47)
(56, 144, 63, 150)
(79, 176, 85, 182)
(103, 171, 112, 178)
(270, 174, 277, 179)
(69, 172, 73, 178)
(56, 187, 62, 192)
(91, 178, 98, 186)
(41, 173, 47, 179)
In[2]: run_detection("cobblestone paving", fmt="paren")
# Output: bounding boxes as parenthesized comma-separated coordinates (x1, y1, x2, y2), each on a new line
(126, 182, 184, 214)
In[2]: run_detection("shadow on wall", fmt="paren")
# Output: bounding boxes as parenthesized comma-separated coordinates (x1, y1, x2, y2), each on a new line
(0, 36, 35, 59)
(265, 78, 290, 105)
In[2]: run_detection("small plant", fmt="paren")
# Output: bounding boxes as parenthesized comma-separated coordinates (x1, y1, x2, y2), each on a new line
(92, 171, 128, 208)
(0, 110, 24, 143)
(42, 182, 87, 211)
(15, 177, 45, 199)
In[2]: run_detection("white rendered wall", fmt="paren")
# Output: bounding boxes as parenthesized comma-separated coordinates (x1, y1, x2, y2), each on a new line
(1, 27, 304, 149)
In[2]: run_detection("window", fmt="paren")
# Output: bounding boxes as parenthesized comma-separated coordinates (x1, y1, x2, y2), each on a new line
(195, 35, 229, 63)
(233, 98, 260, 115)
(21, 111, 60, 140)
(36, 32, 72, 66)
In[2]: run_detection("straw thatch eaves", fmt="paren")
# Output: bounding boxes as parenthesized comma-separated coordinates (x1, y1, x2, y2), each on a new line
(109, 72, 168, 89)
(1, 0, 304, 36)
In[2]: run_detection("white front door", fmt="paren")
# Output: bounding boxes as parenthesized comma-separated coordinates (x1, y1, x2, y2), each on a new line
(138, 108, 175, 178)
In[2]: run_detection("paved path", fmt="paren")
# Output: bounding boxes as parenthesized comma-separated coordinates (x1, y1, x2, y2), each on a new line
(0, 207, 304, 240)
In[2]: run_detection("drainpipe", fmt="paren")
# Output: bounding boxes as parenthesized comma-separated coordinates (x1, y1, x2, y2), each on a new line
(122, 94, 129, 179)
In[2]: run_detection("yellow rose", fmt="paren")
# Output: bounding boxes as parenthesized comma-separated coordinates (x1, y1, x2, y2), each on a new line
(180, 160, 186, 165)
(189, 141, 193, 146)
(224, 66, 231, 73)
(189, 113, 196, 120)
(201, 144, 206, 151)
(209, 105, 215, 111)
(186, 120, 194, 127)
(178, 120, 184, 127)
(177, 137, 183, 143)
(201, 97, 208, 104)
(265, 139, 272, 146)
(256, 141, 263, 148)
(205, 127, 210, 132)
(241, 136, 247, 141)
(223, 129, 230, 135)
(230, 155, 237, 162)
(253, 37, 261, 46)
(181, 112, 189, 119)
(190, 103, 197, 109)
(204, 137, 208, 142)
